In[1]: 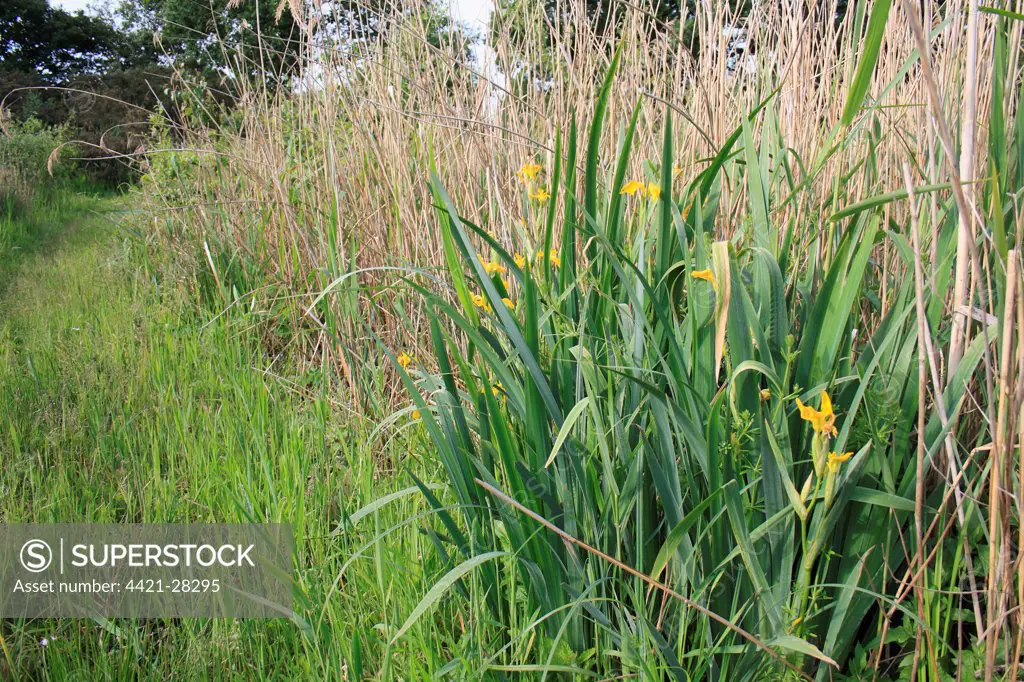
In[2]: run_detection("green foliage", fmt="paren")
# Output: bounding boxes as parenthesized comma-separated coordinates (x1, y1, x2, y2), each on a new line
(491, 0, 751, 72)
(4, 0, 1020, 677)
(1, 0, 171, 187)
(0, 117, 68, 216)
(840, 0, 892, 127)
(128, 0, 299, 80)
(393, 53, 1005, 678)
(126, 0, 457, 83)
(0, 0, 128, 80)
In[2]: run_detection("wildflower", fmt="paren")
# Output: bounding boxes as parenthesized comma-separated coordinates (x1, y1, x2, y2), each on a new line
(471, 293, 491, 311)
(691, 269, 716, 288)
(826, 450, 854, 474)
(478, 256, 506, 276)
(620, 180, 645, 196)
(647, 183, 662, 201)
(795, 391, 837, 437)
(535, 249, 561, 268)
(412, 409, 421, 420)
(517, 162, 542, 183)
(824, 448, 854, 508)
(501, 277, 510, 290)
(397, 352, 413, 369)
(502, 297, 514, 309)
(481, 382, 506, 402)
(530, 187, 551, 203)
(682, 199, 693, 219)
(513, 253, 526, 269)
(40, 638, 48, 647)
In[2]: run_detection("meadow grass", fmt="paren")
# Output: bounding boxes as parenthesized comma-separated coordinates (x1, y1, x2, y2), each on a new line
(0, 190, 504, 679)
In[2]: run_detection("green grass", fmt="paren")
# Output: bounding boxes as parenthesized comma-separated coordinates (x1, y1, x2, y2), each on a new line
(0, 190, 502, 679)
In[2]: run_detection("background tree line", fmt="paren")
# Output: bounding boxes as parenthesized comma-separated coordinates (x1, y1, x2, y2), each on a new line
(1, 0, 309, 185)
(2, 0, 762, 186)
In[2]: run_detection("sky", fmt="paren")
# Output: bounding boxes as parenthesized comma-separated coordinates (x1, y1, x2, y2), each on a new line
(52, 0, 91, 10)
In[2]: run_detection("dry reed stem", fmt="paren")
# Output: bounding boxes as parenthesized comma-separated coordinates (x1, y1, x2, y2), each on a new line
(987, 250, 1017, 681)
(949, 0, 981, 379)
(903, 161, 939, 680)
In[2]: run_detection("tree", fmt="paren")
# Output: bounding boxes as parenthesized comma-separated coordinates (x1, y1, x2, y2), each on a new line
(1, 0, 172, 185)
(123, 0, 455, 83)
(127, 0, 304, 81)
(0, 0, 126, 81)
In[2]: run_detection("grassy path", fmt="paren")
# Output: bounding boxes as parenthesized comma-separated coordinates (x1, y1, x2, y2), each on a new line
(0, 192, 470, 680)
(0, 194, 321, 679)
(0, 196, 312, 525)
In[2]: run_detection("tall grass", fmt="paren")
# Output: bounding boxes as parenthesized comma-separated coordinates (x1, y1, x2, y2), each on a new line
(141, 0, 1013, 401)
(0, 193, 491, 679)
(128, 0, 1024, 677)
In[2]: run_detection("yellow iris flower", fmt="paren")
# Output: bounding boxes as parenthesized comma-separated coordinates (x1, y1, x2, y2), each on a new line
(647, 183, 661, 201)
(620, 180, 645, 196)
(397, 352, 413, 369)
(471, 293, 491, 311)
(827, 450, 854, 474)
(795, 391, 838, 437)
(513, 253, 526, 268)
(477, 256, 506, 276)
(691, 269, 716, 288)
(481, 382, 506, 403)
(517, 162, 542, 183)
(536, 249, 561, 267)
(530, 187, 551, 203)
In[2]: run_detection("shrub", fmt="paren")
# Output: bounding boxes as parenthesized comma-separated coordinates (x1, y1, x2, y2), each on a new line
(0, 115, 68, 214)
